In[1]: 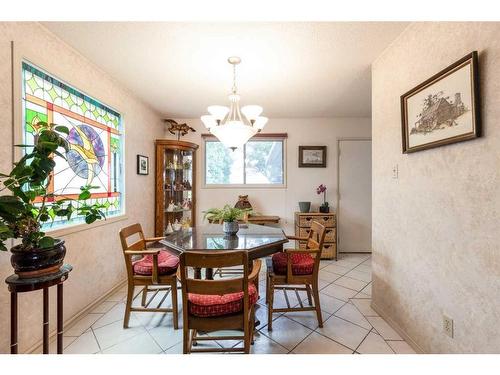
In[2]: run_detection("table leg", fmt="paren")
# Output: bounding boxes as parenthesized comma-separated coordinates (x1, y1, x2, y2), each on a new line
(57, 284, 63, 354)
(43, 287, 49, 354)
(10, 292, 18, 354)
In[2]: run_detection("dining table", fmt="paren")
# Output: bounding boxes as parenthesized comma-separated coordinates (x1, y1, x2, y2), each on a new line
(158, 223, 288, 280)
(157, 223, 288, 328)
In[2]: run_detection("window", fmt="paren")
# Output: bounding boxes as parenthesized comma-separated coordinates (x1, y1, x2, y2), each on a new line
(21, 62, 124, 230)
(204, 135, 286, 186)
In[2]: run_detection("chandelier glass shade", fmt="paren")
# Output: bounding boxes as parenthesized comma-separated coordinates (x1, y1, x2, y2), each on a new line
(201, 56, 267, 150)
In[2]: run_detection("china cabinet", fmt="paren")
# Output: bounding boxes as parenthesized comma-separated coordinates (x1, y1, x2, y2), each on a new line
(155, 140, 199, 236)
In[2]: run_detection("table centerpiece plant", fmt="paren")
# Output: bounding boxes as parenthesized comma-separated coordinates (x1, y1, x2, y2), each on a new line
(0, 122, 107, 278)
(203, 205, 253, 235)
(317, 184, 329, 213)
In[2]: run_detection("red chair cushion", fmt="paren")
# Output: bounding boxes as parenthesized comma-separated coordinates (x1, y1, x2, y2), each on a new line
(132, 250, 179, 276)
(188, 283, 258, 317)
(272, 252, 315, 275)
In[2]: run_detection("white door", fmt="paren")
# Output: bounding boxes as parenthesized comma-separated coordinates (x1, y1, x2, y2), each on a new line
(338, 139, 372, 253)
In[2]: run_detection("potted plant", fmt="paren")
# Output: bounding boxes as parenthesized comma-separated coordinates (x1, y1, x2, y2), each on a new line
(203, 205, 253, 235)
(317, 184, 329, 213)
(0, 122, 106, 278)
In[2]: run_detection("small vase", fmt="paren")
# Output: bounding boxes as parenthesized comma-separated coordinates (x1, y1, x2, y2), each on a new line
(319, 205, 330, 213)
(298, 202, 311, 213)
(222, 221, 239, 235)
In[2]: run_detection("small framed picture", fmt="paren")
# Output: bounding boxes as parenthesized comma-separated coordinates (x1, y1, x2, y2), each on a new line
(401, 51, 481, 153)
(137, 155, 149, 175)
(299, 146, 327, 167)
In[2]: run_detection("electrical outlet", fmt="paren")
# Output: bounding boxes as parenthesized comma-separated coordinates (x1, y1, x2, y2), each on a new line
(392, 164, 399, 179)
(443, 315, 454, 338)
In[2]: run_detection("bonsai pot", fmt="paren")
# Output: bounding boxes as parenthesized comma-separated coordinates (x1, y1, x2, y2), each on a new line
(222, 220, 239, 235)
(10, 239, 66, 278)
(298, 202, 311, 213)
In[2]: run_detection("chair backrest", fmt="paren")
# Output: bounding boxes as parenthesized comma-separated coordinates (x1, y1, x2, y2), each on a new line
(179, 251, 251, 316)
(305, 221, 327, 251)
(119, 223, 146, 252)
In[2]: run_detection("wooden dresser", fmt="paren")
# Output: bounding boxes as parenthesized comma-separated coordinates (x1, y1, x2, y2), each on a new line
(294, 212, 337, 260)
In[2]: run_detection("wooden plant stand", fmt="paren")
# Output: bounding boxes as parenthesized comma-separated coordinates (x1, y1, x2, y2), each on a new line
(5, 264, 73, 354)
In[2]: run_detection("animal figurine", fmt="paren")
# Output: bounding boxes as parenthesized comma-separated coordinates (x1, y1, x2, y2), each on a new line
(235, 195, 252, 210)
(164, 119, 196, 141)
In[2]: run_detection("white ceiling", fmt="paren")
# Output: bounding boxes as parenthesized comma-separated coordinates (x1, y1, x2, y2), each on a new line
(42, 22, 408, 118)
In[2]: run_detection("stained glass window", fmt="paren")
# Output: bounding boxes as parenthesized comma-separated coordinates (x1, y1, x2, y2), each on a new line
(21, 62, 124, 230)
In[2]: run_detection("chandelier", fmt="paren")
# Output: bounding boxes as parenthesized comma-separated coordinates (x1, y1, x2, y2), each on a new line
(201, 56, 268, 151)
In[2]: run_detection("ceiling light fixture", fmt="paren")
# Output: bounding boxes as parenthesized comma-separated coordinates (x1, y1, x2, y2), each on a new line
(201, 56, 268, 151)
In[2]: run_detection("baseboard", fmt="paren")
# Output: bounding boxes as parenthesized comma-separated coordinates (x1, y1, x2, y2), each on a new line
(26, 278, 127, 354)
(338, 251, 372, 254)
(371, 301, 426, 354)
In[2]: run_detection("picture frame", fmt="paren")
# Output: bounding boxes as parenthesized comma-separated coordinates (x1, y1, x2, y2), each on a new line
(298, 146, 327, 167)
(401, 51, 481, 154)
(137, 154, 149, 175)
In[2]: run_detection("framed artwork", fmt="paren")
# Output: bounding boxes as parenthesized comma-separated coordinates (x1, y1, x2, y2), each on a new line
(21, 61, 124, 230)
(299, 146, 327, 167)
(401, 51, 481, 153)
(137, 155, 149, 175)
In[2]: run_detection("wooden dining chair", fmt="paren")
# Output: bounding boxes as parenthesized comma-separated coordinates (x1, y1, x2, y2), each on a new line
(265, 221, 326, 330)
(178, 250, 261, 354)
(119, 223, 179, 329)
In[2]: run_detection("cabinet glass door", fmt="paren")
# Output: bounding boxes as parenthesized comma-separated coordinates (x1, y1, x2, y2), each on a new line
(163, 148, 193, 234)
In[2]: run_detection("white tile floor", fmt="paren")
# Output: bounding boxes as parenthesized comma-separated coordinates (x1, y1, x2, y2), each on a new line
(55, 253, 416, 354)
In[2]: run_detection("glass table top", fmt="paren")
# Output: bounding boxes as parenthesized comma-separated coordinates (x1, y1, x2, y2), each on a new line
(159, 224, 288, 252)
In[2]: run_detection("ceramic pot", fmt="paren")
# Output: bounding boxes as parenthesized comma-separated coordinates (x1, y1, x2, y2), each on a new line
(298, 202, 311, 213)
(319, 205, 330, 213)
(10, 239, 66, 278)
(222, 221, 239, 235)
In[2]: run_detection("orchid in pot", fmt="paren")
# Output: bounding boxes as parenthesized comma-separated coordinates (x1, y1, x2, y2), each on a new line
(316, 184, 329, 213)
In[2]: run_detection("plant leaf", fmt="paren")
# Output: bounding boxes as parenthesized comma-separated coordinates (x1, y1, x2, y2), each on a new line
(78, 190, 91, 200)
(38, 236, 54, 249)
(54, 125, 69, 135)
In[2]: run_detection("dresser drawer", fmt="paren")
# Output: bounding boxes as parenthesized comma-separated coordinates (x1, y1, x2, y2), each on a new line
(296, 214, 335, 228)
(296, 226, 336, 242)
(321, 243, 336, 259)
(298, 241, 336, 259)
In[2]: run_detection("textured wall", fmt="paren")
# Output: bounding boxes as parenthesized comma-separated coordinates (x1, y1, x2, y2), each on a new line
(0, 22, 164, 353)
(372, 22, 500, 353)
(168, 117, 371, 235)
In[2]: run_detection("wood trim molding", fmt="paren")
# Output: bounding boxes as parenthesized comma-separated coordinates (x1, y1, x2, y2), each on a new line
(370, 300, 425, 354)
(155, 139, 199, 149)
(201, 133, 288, 139)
